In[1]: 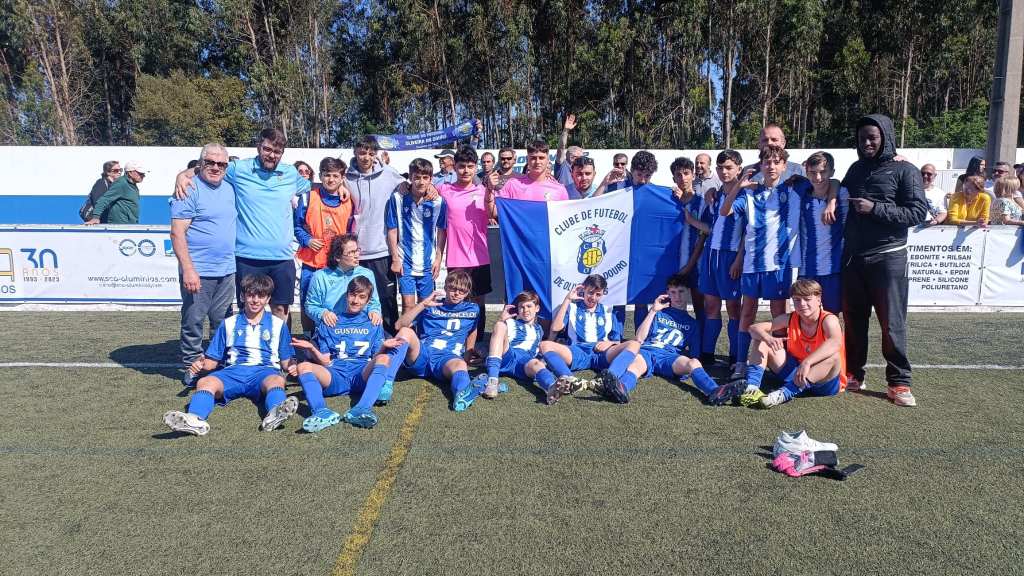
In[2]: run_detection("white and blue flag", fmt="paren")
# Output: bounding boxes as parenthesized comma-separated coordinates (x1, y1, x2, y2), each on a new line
(497, 184, 686, 317)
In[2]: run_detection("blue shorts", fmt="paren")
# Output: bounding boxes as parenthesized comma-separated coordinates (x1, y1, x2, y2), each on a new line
(324, 360, 369, 397)
(398, 274, 434, 298)
(741, 268, 792, 300)
(772, 354, 842, 400)
(236, 257, 296, 306)
(699, 249, 741, 300)
(638, 346, 681, 378)
(209, 365, 281, 405)
(568, 344, 611, 371)
(800, 272, 842, 314)
(405, 348, 460, 380)
(500, 348, 539, 380)
(299, 264, 317, 312)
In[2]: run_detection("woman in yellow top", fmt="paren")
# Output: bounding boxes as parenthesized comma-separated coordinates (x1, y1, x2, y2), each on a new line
(946, 175, 990, 227)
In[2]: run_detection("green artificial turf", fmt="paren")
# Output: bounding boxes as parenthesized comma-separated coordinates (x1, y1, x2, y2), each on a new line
(1, 311, 1022, 575)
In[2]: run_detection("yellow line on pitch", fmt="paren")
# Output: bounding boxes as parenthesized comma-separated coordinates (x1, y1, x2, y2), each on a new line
(331, 381, 432, 576)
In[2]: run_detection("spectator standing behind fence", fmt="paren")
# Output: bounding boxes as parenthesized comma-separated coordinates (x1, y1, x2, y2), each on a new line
(990, 177, 1024, 226)
(554, 114, 584, 191)
(840, 114, 928, 407)
(946, 175, 990, 227)
(169, 144, 237, 387)
(920, 164, 947, 227)
(85, 161, 146, 225)
(954, 155, 985, 194)
(81, 160, 121, 222)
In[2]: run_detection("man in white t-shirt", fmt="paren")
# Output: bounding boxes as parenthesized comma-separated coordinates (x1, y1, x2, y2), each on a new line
(920, 164, 947, 226)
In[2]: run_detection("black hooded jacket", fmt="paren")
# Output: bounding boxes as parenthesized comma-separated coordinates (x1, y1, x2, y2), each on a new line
(840, 114, 929, 256)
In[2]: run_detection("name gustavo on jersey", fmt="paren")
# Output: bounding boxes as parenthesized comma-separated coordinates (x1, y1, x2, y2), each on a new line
(334, 327, 371, 335)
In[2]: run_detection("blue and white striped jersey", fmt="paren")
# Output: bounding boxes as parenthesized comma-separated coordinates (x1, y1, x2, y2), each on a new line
(207, 312, 294, 369)
(677, 192, 706, 269)
(315, 312, 386, 363)
(642, 307, 701, 359)
(415, 300, 479, 357)
(732, 180, 808, 273)
(385, 192, 447, 277)
(504, 318, 543, 355)
(703, 190, 744, 252)
(799, 187, 848, 276)
(563, 302, 621, 345)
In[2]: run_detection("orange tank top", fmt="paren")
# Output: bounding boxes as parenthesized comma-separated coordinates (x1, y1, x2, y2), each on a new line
(296, 189, 353, 269)
(786, 310, 847, 389)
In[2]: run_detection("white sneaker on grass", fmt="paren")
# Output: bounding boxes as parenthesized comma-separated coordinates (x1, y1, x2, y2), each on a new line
(261, 396, 298, 431)
(163, 410, 210, 436)
(773, 430, 838, 456)
(760, 390, 786, 409)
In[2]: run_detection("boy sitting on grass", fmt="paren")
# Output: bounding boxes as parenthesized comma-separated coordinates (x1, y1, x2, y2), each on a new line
(163, 273, 297, 436)
(476, 290, 549, 401)
(595, 274, 744, 405)
(741, 278, 847, 409)
(394, 269, 481, 412)
(289, 276, 409, 431)
(536, 274, 622, 403)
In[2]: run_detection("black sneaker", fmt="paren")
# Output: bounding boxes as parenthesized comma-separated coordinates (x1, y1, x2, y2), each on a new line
(599, 369, 629, 404)
(707, 379, 746, 406)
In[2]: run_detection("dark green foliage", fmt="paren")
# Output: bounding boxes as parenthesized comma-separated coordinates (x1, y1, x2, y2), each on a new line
(0, 0, 1007, 148)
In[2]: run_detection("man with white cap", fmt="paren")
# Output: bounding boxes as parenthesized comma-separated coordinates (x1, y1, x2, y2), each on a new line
(86, 160, 146, 224)
(433, 149, 457, 186)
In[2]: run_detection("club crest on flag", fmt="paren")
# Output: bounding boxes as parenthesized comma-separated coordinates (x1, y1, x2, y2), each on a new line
(577, 224, 607, 274)
(377, 136, 399, 150)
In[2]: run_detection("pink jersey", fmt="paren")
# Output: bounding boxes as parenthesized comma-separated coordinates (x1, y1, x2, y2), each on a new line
(437, 182, 490, 267)
(497, 174, 569, 202)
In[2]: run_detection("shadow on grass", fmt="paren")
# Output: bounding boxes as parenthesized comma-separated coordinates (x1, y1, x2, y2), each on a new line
(110, 340, 181, 378)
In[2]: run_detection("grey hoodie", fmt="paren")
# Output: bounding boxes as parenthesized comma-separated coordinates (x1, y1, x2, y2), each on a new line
(345, 157, 408, 259)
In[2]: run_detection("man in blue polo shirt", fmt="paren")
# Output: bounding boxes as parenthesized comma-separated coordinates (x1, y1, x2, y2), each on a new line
(175, 128, 314, 323)
(170, 143, 237, 387)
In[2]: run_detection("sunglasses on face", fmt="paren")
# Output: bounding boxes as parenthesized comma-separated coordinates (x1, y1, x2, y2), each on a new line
(499, 157, 514, 161)
(108, 168, 122, 174)
(614, 162, 627, 167)
(203, 159, 230, 169)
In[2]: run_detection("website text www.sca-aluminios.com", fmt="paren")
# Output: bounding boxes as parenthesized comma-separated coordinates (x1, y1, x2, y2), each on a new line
(88, 275, 178, 288)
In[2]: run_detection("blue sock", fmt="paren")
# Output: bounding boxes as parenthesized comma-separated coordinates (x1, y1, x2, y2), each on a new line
(689, 367, 718, 395)
(746, 364, 765, 388)
(727, 319, 739, 356)
(299, 372, 328, 412)
(607, 350, 636, 378)
(620, 371, 638, 392)
(696, 309, 707, 336)
(486, 356, 501, 379)
(702, 318, 722, 355)
(543, 351, 572, 377)
(356, 365, 389, 410)
(781, 381, 801, 401)
(451, 370, 470, 396)
(633, 305, 649, 334)
(188, 390, 215, 419)
(386, 343, 409, 381)
(536, 368, 555, 392)
(264, 386, 287, 412)
(737, 331, 752, 363)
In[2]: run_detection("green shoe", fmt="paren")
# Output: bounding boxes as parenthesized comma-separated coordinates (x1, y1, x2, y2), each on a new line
(739, 385, 765, 408)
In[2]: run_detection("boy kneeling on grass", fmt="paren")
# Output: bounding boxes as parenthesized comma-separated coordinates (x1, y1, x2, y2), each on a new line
(739, 278, 847, 409)
(594, 274, 744, 405)
(289, 276, 409, 431)
(163, 274, 297, 436)
(393, 269, 482, 412)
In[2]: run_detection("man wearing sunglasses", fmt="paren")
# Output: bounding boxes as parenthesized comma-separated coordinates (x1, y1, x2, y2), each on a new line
(85, 160, 146, 225)
(494, 147, 521, 190)
(169, 143, 238, 387)
(174, 128, 315, 324)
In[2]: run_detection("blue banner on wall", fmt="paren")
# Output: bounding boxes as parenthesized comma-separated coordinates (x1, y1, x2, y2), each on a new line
(373, 119, 479, 150)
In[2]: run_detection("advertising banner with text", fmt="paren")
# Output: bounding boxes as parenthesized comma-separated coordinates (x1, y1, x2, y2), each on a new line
(0, 226, 179, 303)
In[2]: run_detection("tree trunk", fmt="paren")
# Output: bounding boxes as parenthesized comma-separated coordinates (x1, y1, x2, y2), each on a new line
(761, 18, 771, 126)
(900, 42, 913, 147)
